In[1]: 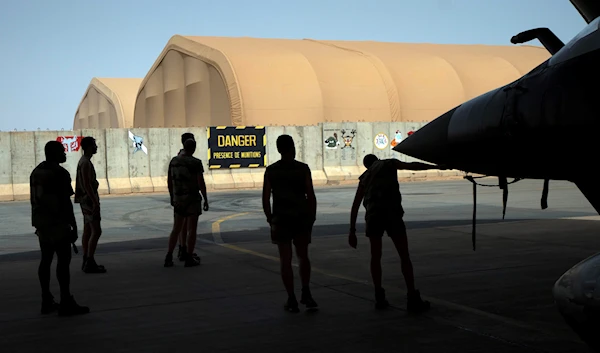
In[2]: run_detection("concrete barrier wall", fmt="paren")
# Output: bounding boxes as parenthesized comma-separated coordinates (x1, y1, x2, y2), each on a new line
(0, 132, 13, 201)
(300, 125, 327, 186)
(148, 128, 171, 193)
(11, 132, 38, 201)
(105, 129, 133, 194)
(0, 123, 460, 201)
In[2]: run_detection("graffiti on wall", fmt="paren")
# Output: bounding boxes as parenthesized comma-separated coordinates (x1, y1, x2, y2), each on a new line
(323, 126, 357, 163)
(339, 127, 357, 162)
(128, 130, 148, 154)
(56, 136, 83, 152)
(374, 132, 389, 150)
(405, 122, 420, 138)
(390, 130, 402, 149)
(340, 129, 356, 149)
(324, 131, 340, 150)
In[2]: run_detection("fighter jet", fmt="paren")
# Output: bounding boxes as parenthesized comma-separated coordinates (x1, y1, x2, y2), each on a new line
(393, 1, 600, 350)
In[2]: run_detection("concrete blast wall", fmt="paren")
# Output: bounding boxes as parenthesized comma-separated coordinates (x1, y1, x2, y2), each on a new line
(0, 123, 461, 201)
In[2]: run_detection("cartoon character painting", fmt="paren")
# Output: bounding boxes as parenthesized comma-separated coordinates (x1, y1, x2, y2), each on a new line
(324, 133, 340, 149)
(340, 129, 357, 149)
(128, 130, 148, 154)
(390, 130, 402, 148)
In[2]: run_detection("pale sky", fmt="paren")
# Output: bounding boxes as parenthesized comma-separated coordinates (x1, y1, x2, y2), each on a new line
(0, 0, 588, 131)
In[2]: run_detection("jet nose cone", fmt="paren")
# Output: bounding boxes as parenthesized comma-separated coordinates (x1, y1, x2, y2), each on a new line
(393, 107, 456, 165)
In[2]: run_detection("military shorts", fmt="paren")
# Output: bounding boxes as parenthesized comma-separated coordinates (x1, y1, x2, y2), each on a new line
(173, 197, 203, 217)
(365, 211, 407, 238)
(79, 196, 101, 224)
(270, 217, 314, 245)
(36, 224, 73, 245)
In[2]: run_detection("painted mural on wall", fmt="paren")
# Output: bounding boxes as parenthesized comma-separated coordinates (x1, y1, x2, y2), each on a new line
(340, 129, 356, 149)
(128, 130, 148, 154)
(323, 126, 357, 163)
(324, 131, 340, 150)
(374, 132, 389, 150)
(390, 130, 402, 149)
(339, 127, 357, 162)
(56, 136, 83, 152)
(405, 122, 420, 138)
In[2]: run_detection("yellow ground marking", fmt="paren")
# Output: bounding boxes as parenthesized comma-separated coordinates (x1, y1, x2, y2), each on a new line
(211, 212, 250, 243)
(209, 215, 559, 337)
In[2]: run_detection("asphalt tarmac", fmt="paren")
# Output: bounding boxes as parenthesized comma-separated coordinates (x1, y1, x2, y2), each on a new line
(0, 179, 599, 352)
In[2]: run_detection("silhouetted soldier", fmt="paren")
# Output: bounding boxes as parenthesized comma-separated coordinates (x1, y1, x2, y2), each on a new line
(75, 136, 106, 274)
(30, 140, 90, 316)
(165, 138, 209, 267)
(262, 134, 318, 312)
(349, 154, 441, 313)
(174, 132, 200, 263)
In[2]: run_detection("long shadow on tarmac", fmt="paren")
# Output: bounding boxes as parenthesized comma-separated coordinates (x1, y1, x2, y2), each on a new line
(0, 218, 529, 262)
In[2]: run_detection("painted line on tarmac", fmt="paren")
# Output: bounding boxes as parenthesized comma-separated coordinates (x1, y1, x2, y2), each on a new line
(212, 241, 585, 349)
(211, 212, 251, 243)
(176, 212, 571, 342)
(560, 215, 600, 221)
(209, 213, 365, 282)
(206, 214, 546, 333)
(221, 242, 369, 284)
(209, 239, 556, 337)
(116, 217, 575, 345)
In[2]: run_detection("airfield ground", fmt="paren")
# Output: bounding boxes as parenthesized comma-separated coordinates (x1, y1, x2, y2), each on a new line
(0, 179, 598, 352)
